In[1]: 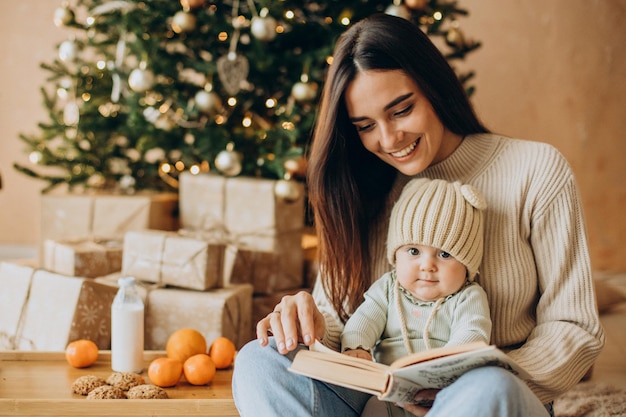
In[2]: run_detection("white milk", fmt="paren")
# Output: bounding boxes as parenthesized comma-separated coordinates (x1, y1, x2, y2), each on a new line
(111, 277, 144, 373)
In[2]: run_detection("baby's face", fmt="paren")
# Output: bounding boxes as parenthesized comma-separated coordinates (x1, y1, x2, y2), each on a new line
(395, 244, 467, 301)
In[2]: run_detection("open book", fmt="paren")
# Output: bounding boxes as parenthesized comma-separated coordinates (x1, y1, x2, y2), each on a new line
(288, 341, 530, 404)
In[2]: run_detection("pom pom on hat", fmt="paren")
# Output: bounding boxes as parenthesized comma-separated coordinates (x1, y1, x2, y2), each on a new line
(386, 178, 487, 281)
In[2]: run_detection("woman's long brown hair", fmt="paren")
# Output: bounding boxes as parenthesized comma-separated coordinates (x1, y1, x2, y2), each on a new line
(307, 14, 488, 323)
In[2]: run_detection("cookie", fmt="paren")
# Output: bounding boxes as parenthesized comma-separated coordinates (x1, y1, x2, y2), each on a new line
(106, 372, 145, 391)
(126, 384, 169, 399)
(71, 375, 108, 395)
(86, 385, 126, 399)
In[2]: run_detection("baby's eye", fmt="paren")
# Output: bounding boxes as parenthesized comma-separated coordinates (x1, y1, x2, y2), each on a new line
(439, 251, 452, 259)
(408, 247, 420, 256)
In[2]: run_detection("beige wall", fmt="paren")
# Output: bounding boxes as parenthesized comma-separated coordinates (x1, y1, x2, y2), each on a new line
(1, 1, 625, 273)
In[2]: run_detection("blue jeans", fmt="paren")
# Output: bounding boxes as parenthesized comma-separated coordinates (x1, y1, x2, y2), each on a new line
(232, 338, 551, 417)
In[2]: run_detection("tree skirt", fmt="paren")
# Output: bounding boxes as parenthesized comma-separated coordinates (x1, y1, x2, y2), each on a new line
(554, 381, 626, 417)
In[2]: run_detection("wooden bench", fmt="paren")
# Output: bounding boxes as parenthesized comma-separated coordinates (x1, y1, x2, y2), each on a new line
(0, 351, 238, 416)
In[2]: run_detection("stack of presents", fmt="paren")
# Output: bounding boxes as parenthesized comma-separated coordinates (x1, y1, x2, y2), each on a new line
(0, 172, 318, 352)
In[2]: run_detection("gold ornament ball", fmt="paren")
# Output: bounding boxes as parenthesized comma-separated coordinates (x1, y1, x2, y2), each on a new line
(291, 82, 318, 103)
(172, 11, 197, 33)
(274, 179, 301, 203)
(215, 150, 243, 177)
(251, 16, 277, 41)
(284, 157, 307, 178)
(404, 0, 429, 10)
(445, 27, 465, 48)
(53, 6, 75, 27)
(180, 0, 205, 9)
(195, 90, 222, 113)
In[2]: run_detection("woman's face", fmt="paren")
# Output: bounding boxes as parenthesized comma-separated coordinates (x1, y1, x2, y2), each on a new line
(344, 70, 461, 176)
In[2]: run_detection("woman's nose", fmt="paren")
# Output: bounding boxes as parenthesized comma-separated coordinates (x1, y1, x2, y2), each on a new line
(379, 122, 400, 148)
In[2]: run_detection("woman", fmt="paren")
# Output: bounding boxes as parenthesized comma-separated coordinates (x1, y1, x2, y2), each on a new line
(232, 13, 604, 417)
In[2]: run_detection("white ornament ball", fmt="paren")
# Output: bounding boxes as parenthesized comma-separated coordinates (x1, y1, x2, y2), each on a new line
(251, 16, 277, 41)
(119, 174, 137, 191)
(215, 150, 243, 177)
(172, 11, 197, 33)
(128, 68, 155, 93)
(195, 90, 222, 113)
(291, 82, 318, 103)
(53, 6, 74, 27)
(405, 0, 429, 10)
(274, 179, 301, 203)
(385, 4, 412, 20)
(58, 40, 77, 62)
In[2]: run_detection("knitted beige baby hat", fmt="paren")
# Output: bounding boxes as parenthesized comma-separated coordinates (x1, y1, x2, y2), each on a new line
(386, 178, 487, 281)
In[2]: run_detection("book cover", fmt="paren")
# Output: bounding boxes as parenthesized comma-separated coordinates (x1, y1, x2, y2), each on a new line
(288, 341, 530, 403)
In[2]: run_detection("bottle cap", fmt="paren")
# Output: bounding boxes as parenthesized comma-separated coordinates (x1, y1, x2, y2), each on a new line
(117, 276, 137, 287)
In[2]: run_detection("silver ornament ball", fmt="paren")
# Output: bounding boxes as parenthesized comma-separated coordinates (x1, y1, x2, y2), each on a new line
(274, 179, 301, 203)
(291, 82, 318, 103)
(128, 68, 155, 93)
(215, 150, 243, 177)
(59, 40, 77, 62)
(251, 16, 277, 41)
(195, 90, 222, 113)
(385, 4, 412, 20)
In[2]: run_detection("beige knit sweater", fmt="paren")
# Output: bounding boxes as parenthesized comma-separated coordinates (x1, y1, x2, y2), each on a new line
(313, 133, 605, 403)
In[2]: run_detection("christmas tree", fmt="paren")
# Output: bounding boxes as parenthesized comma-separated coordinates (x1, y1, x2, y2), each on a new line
(14, 0, 480, 193)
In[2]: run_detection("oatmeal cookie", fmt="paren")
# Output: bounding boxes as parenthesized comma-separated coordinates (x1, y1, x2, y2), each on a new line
(86, 385, 126, 399)
(71, 375, 108, 395)
(126, 384, 169, 399)
(106, 372, 145, 391)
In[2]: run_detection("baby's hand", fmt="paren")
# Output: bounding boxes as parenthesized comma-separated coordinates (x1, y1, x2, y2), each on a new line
(343, 348, 372, 361)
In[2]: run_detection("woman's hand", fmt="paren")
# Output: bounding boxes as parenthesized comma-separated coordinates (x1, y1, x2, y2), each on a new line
(397, 389, 440, 417)
(256, 291, 326, 354)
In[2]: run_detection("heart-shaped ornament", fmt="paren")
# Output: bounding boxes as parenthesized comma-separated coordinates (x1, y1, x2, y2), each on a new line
(217, 53, 249, 96)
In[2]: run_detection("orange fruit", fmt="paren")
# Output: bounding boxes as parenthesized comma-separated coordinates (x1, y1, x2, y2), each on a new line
(208, 336, 236, 369)
(166, 328, 207, 363)
(65, 339, 99, 368)
(148, 357, 183, 387)
(183, 354, 216, 385)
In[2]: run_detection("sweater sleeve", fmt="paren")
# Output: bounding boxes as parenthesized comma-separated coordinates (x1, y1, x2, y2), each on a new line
(341, 275, 391, 353)
(311, 275, 344, 351)
(446, 283, 492, 346)
(506, 168, 605, 403)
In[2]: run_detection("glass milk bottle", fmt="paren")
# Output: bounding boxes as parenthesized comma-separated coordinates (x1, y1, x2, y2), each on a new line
(111, 276, 144, 373)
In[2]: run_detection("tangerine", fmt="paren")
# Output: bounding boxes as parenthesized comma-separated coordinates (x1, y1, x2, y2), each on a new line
(166, 328, 207, 363)
(148, 357, 183, 387)
(208, 336, 236, 369)
(65, 339, 99, 368)
(183, 354, 216, 385)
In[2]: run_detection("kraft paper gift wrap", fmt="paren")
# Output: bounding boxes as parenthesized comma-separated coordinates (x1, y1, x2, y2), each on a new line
(43, 238, 123, 278)
(223, 230, 304, 294)
(40, 188, 179, 262)
(142, 284, 254, 350)
(122, 230, 224, 291)
(178, 172, 305, 238)
(0, 262, 117, 351)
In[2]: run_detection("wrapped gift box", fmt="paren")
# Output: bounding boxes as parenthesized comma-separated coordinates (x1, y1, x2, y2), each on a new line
(0, 262, 117, 351)
(224, 231, 303, 294)
(122, 230, 224, 291)
(43, 239, 123, 278)
(179, 172, 304, 238)
(144, 284, 254, 350)
(41, 188, 179, 261)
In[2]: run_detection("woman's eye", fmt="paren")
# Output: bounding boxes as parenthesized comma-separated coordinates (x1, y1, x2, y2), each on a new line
(354, 122, 374, 132)
(393, 104, 413, 117)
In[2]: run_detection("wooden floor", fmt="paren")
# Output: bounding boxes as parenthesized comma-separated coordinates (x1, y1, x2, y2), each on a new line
(589, 274, 626, 389)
